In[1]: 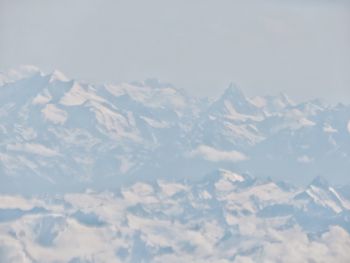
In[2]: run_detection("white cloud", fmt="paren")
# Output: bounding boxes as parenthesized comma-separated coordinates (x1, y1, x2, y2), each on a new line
(189, 145, 248, 162)
(297, 155, 313, 163)
(323, 124, 337, 133)
(7, 143, 59, 157)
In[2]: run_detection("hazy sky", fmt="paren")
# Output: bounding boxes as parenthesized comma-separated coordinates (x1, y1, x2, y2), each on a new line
(1, 0, 350, 103)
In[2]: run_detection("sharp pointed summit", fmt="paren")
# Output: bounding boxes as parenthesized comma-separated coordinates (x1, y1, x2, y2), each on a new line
(309, 176, 330, 189)
(278, 92, 295, 107)
(48, 69, 70, 83)
(214, 83, 259, 115)
(222, 83, 246, 99)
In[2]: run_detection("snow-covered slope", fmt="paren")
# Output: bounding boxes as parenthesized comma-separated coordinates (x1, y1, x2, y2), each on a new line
(0, 66, 350, 193)
(1, 66, 350, 262)
(0, 171, 349, 262)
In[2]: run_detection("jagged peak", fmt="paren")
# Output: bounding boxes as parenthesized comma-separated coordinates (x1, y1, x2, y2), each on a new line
(278, 92, 295, 106)
(48, 69, 70, 83)
(309, 175, 330, 189)
(222, 83, 246, 100)
(212, 83, 261, 116)
(200, 169, 248, 185)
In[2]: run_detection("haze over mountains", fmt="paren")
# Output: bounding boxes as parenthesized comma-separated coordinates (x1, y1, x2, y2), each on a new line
(1, 66, 350, 262)
(1, 65, 349, 193)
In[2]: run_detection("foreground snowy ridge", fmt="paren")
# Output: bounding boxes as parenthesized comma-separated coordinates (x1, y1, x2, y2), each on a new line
(1, 66, 350, 193)
(0, 170, 349, 262)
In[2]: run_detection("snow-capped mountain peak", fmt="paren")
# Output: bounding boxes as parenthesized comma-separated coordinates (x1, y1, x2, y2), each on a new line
(0, 66, 350, 194)
(309, 176, 330, 190)
(48, 69, 70, 83)
(0, 66, 349, 262)
(222, 83, 246, 99)
(0, 64, 42, 85)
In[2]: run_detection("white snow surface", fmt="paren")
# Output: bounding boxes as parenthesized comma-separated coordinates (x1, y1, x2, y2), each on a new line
(0, 67, 350, 262)
(41, 104, 67, 124)
(0, 172, 349, 263)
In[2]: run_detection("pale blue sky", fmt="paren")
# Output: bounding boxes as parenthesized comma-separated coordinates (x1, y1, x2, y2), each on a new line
(1, 0, 349, 103)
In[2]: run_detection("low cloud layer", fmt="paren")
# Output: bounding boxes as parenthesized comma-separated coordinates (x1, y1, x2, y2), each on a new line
(189, 145, 248, 162)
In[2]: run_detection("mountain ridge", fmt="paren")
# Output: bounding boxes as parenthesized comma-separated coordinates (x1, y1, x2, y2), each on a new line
(0, 66, 350, 262)
(0, 66, 350, 194)
(0, 168, 349, 262)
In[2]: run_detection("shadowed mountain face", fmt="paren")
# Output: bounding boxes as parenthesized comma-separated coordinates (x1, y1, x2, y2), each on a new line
(1, 66, 350, 193)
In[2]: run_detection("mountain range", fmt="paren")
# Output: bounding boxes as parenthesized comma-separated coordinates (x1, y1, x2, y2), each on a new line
(0, 169, 349, 262)
(1, 66, 350, 262)
(1, 65, 349, 193)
